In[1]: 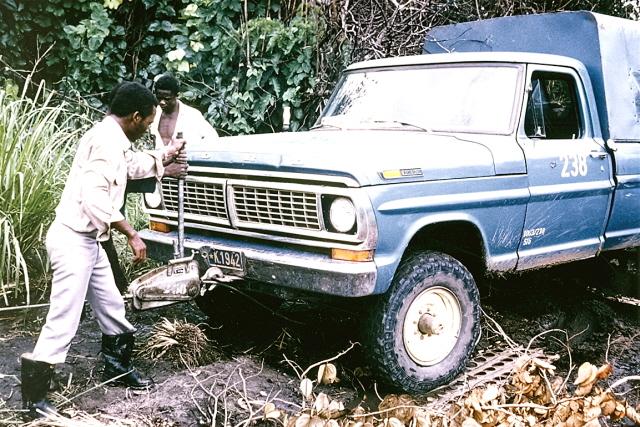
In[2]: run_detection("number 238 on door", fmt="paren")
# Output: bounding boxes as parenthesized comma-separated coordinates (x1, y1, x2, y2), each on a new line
(560, 153, 588, 177)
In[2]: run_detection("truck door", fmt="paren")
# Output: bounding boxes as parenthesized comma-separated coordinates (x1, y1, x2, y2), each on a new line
(516, 66, 614, 270)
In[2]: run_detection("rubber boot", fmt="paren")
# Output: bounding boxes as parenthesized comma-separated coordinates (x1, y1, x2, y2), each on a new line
(20, 354, 58, 419)
(101, 332, 153, 389)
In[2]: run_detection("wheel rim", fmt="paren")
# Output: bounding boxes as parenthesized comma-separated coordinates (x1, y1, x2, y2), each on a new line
(403, 285, 462, 366)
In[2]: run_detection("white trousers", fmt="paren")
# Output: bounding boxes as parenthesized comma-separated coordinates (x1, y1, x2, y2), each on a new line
(32, 222, 134, 364)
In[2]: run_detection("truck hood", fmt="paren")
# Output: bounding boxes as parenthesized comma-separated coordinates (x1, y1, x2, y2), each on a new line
(188, 130, 495, 186)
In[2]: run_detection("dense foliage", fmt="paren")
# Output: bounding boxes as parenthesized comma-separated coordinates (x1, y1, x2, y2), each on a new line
(0, 0, 324, 134)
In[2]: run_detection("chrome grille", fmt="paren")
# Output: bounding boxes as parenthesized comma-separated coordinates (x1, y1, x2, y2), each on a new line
(162, 179, 227, 220)
(232, 185, 321, 230)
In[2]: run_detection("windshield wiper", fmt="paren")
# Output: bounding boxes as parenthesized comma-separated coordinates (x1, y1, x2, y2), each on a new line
(310, 122, 344, 130)
(310, 116, 350, 130)
(370, 120, 431, 132)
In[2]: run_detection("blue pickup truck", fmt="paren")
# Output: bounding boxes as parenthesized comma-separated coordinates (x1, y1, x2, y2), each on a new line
(131, 11, 640, 392)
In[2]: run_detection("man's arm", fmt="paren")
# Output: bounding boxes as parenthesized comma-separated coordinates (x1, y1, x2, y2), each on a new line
(163, 148, 188, 178)
(126, 138, 185, 180)
(111, 219, 146, 262)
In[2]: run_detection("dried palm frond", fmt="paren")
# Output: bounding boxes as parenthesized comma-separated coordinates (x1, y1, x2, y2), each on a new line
(138, 317, 220, 368)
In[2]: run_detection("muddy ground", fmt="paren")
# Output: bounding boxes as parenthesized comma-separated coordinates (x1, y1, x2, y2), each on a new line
(0, 252, 639, 426)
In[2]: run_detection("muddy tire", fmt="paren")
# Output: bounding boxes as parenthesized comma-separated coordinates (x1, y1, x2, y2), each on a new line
(365, 251, 481, 393)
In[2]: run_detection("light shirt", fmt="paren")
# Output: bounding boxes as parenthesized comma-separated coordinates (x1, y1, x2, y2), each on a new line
(55, 115, 167, 241)
(149, 100, 218, 148)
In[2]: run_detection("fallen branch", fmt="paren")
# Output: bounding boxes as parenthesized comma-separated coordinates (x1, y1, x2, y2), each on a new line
(607, 375, 640, 393)
(300, 342, 358, 379)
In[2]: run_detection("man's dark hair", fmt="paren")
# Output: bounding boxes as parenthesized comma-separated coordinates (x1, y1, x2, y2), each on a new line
(109, 81, 158, 118)
(154, 74, 179, 95)
(106, 81, 126, 112)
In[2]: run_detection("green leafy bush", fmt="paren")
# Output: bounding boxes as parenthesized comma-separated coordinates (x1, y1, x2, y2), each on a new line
(0, 0, 326, 135)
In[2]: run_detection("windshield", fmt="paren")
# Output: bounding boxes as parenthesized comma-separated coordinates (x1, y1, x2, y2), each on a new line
(318, 64, 522, 134)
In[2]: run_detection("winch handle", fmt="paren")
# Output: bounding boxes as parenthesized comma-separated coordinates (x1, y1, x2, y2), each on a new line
(175, 131, 186, 258)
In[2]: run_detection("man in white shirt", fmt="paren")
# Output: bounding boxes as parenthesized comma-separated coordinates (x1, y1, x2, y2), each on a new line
(21, 82, 185, 419)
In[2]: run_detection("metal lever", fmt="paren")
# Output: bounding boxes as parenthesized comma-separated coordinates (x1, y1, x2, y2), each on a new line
(176, 131, 185, 258)
(177, 179, 184, 257)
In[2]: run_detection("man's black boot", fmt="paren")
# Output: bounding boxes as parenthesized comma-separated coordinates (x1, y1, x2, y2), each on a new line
(20, 354, 58, 419)
(101, 332, 153, 389)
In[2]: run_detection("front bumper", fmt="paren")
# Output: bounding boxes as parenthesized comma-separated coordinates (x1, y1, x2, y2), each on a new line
(139, 229, 378, 298)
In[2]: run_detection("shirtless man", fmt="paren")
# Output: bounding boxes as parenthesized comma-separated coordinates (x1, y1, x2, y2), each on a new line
(150, 74, 218, 152)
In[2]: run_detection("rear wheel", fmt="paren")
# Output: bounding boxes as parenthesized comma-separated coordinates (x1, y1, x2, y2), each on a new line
(365, 251, 480, 393)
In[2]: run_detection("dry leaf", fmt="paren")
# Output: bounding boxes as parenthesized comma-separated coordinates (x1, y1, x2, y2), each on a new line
(385, 417, 404, 427)
(574, 362, 597, 386)
(613, 403, 626, 420)
(237, 398, 249, 410)
(309, 416, 327, 427)
(264, 402, 281, 419)
(601, 398, 616, 416)
(300, 378, 314, 399)
(322, 399, 345, 419)
(461, 418, 481, 427)
(532, 357, 556, 371)
(414, 416, 431, 427)
(626, 404, 640, 424)
(291, 414, 308, 427)
(596, 363, 613, 380)
(565, 413, 583, 427)
(481, 385, 500, 403)
(378, 394, 415, 424)
(318, 363, 338, 384)
(314, 393, 331, 413)
(575, 383, 594, 397)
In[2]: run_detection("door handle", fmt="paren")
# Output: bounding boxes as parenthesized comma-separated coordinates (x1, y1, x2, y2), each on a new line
(589, 151, 607, 159)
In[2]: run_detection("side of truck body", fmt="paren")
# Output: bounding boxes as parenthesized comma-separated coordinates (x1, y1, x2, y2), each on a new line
(423, 11, 640, 260)
(133, 11, 640, 392)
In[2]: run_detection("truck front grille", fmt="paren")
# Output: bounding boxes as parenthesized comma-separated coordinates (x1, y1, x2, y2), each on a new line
(231, 185, 321, 230)
(162, 179, 227, 220)
(151, 170, 369, 245)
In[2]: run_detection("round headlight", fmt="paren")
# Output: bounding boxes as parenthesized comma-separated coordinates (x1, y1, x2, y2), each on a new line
(329, 197, 356, 233)
(144, 189, 162, 209)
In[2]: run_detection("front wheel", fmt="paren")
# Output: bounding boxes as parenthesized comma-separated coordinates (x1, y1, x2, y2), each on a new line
(365, 251, 481, 393)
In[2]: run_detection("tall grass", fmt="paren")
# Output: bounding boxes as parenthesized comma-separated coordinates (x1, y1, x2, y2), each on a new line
(0, 83, 89, 306)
